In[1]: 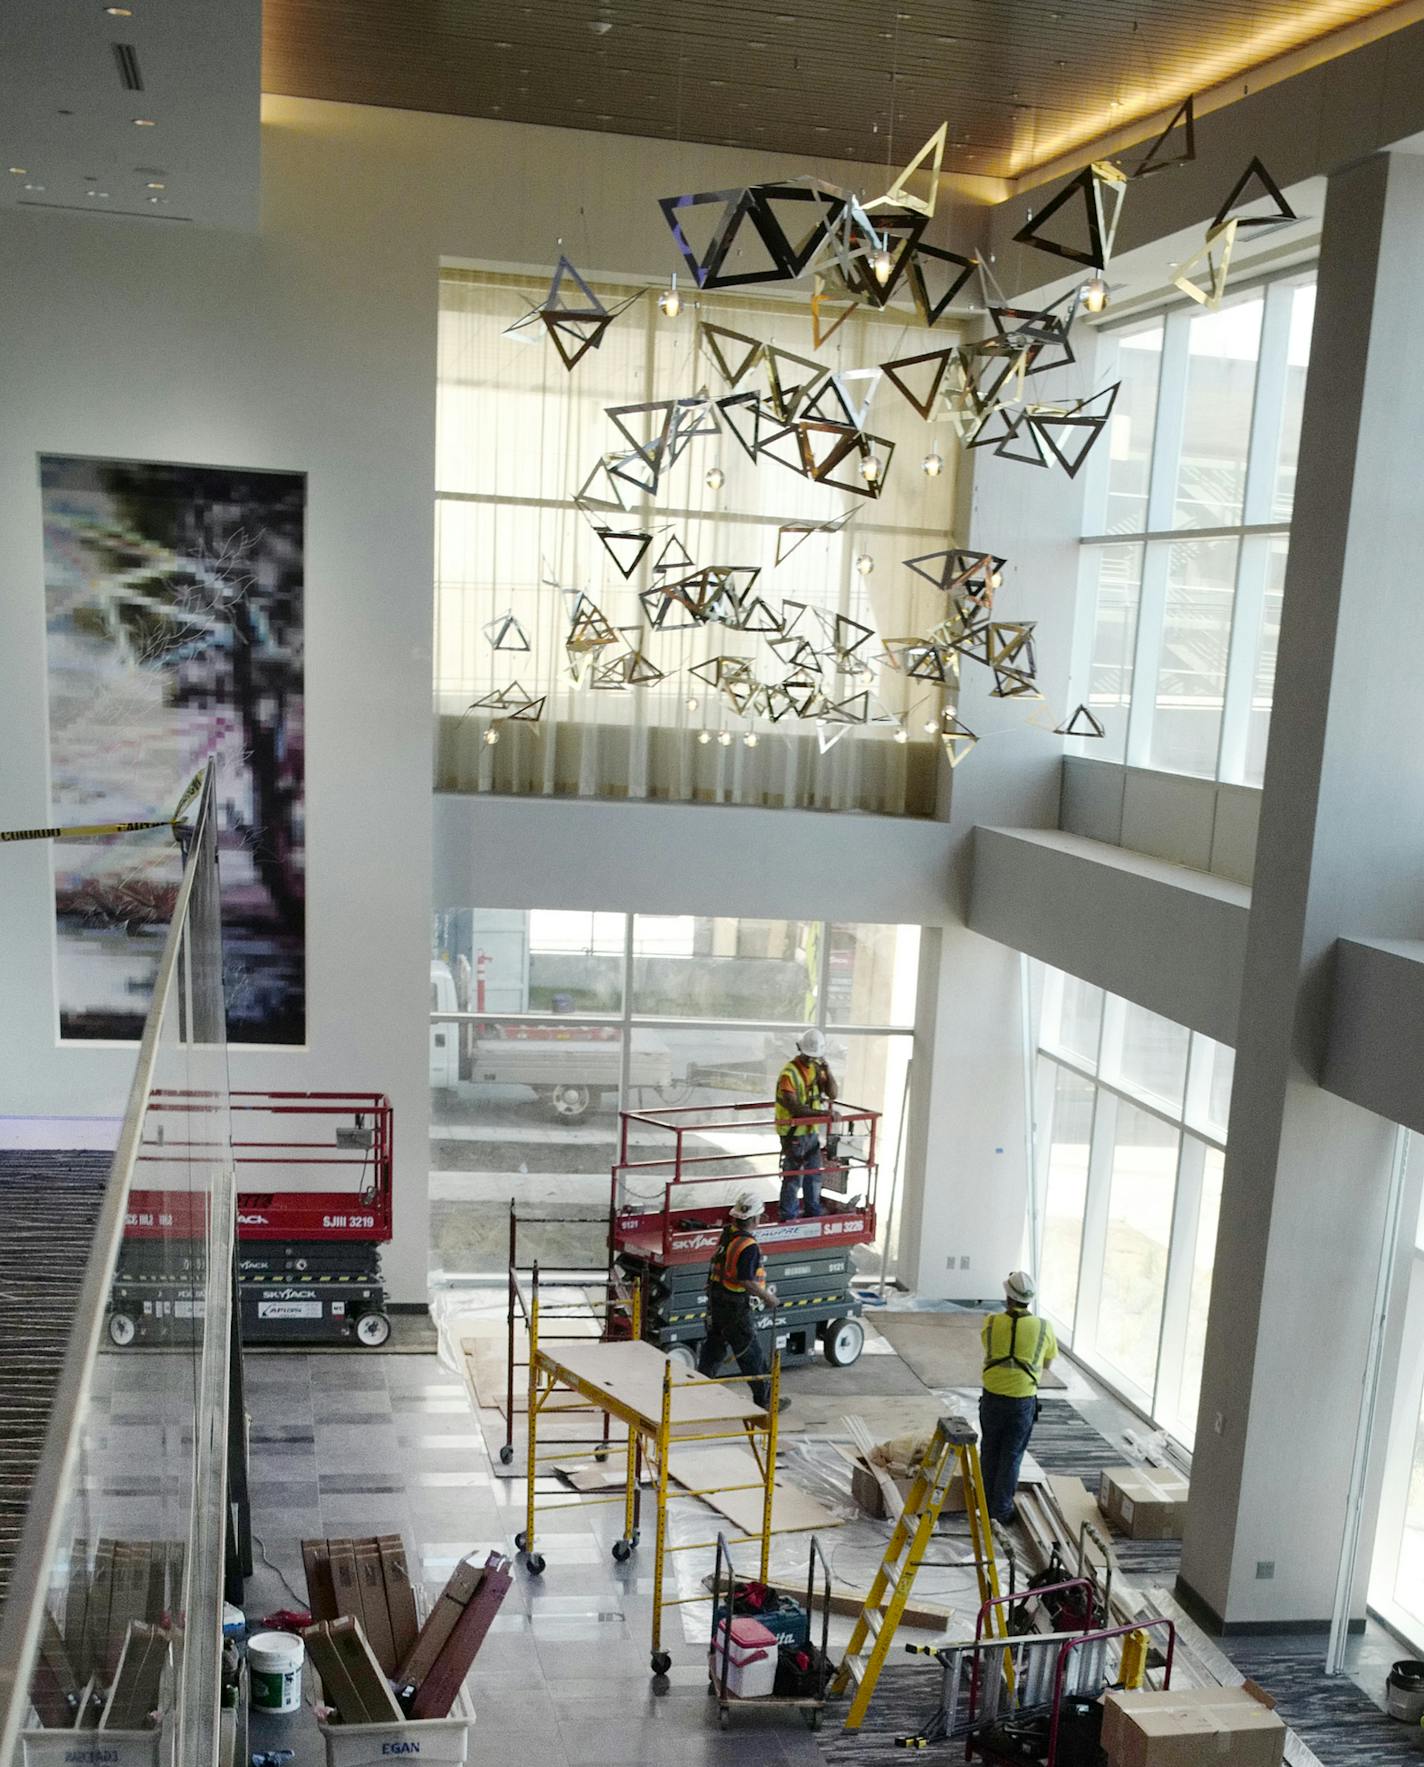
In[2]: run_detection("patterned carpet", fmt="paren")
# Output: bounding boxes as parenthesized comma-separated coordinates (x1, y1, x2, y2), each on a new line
(1228, 1643, 1424, 1765)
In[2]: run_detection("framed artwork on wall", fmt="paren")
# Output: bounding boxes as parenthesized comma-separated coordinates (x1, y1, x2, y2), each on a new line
(41, 454, 306, 1044)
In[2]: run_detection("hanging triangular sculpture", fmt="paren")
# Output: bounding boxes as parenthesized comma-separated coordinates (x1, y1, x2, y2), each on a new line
(867, 122, 948, 219)
(1031, 383, 1120, 479)
(906, 243, 978, 327)
(993, 410, 1051, 470)
(881, 346, 959, 420)
(1055, 703, 1107, 738)
(594, 527, 654, 580)
(1130, 94, 1196, 180)
(606, 399, 679, 472)
(716, 391, 767, 461)
(653, 534, 695, 574)
(483, 611, 530, 652)
(1012, 161, 1126, 271)
(940, 714, 978, 767)
(1172, 219, 1238, 310)
(1212, 156, 1297, 232)
(811, 275, 859, 349)
(701, 323, 766, 388)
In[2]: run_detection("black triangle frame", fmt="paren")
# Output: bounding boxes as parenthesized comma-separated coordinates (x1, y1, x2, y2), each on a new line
(1012, 165, 1120, 271)
(1212, 156, 1298, 232)
(1130, 94, 1196, 180)
(882, 347, 958, 420)
(906, 243, 978, 326)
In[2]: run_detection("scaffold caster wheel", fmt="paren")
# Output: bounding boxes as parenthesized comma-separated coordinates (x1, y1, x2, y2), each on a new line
(805, 1710, 823, 1731)
(651, 1652, 671, 1677)
(612, 1539, 633, 1563)
(718, 1709, 729, 1730)
(499, 1444, 515, 1465)
(594, 1446, 610, 1463)
(525, 1553, 545, 1576)
(514, 1531, 528, 1550)
(107, 1311, 137, 1348)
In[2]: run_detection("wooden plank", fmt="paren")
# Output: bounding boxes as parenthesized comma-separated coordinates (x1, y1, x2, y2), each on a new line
(702, 1571, 950, 1631)
(544, 1339, 765, 1429)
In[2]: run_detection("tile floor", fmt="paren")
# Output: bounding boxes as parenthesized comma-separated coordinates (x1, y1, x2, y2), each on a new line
(239, 1322, 1411, 1766)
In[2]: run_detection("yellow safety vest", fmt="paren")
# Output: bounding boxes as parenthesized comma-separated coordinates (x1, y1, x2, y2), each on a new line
(775, 1057, 825, 1136)
(709, 1229, 758, 1295)
(981, 1311, 1056, 1399)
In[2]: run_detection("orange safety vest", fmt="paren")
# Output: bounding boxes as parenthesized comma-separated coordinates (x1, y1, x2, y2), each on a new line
(709, 1228, 758, 1295)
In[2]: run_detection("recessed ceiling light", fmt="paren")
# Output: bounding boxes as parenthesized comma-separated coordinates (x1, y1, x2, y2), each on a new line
(132, 117, 156, 127)
(106, 5, 134, 13)
(589, 18, 612, 32)
(145, 180, 164, 189)
(8, 166, 27, 175)
(23, 183, 45, 191)
(493, 39, 512, 47)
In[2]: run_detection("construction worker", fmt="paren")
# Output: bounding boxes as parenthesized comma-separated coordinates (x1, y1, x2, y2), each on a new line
(979, 1270, 1058, 1524)
(775, 1028, 838, 1220)
(697, 1192, 787, 1411)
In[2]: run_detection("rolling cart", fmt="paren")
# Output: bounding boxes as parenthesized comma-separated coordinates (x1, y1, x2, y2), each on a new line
(709, 1532, 832, 1731)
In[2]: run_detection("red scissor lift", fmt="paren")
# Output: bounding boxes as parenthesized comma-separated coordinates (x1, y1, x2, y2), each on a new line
(110, 1090, 396, 1349)
(609, 1099, 881, 1372)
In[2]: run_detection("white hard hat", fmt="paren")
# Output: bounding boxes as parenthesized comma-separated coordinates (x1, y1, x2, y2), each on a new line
(729, 1191, 763, 1222)
(1004, 1270, 1036, 1306)
(797, 1028, 827, 1058)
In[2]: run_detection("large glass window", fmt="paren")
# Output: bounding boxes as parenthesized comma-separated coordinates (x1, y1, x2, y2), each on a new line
(430, 913, 919, 1281)
(1369, 1171, 1424, 1651)
(1030, 964, 1230, 1444)
(1077, 272, 1315, 783)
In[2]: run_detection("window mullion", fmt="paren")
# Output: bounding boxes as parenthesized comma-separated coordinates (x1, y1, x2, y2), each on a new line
(1155, 1134, 1204, 1426)
(1242, 280, 1294, 525)
(1144, 311, 1189, 530)
(1074, 1089, 1117, 1359)
(1217, 535, 1267, 783)
(1125, 541, 1167, 767)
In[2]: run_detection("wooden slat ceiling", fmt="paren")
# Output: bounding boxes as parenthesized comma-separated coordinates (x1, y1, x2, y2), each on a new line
(262, 0, 1411, 180)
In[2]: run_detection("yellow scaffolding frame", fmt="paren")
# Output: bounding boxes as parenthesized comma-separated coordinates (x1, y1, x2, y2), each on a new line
(516, 1283, 785, 1676)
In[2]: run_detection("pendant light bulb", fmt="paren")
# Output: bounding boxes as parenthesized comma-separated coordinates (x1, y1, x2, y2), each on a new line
(922, 449, 944, 478)
(658, 274, 682, 318)
(483, 726, 500, 746)
(855, 554, 874, 577)
(697, 729, 712, 745)
(705, 465, 725, 492)
(893, 725, 909, 744)
(686, 695, 700, 712)
(923, 717, 940, 735)
(860, 452, 883, 485)
(743, 731, 759, 748)
(1081, 274, 1109, 314)
(717, 730, 733, 747)
(871, 246, 893, 286)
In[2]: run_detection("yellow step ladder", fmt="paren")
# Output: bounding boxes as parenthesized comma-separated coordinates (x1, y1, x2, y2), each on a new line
(831, 1412, 1005, 1731)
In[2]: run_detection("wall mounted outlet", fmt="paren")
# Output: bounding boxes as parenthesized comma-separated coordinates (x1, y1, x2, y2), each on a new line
(1255, 1560, 1275, 1581)
(959, 1256, 971, 1269)
(1213, 1412, 1224, 1435)
(946, 1255, 956, 1269)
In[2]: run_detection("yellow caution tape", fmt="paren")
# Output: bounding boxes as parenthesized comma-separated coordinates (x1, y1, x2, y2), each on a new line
(0, 769, 207, 845)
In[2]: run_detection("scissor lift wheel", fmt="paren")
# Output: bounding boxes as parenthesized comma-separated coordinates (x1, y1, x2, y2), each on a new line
(823, 1316, 865, 1367)
(355, 1310, 392, 1348)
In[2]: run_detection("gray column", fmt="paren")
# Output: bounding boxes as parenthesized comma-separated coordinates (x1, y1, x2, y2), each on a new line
(1181, 150, 1424, 1627)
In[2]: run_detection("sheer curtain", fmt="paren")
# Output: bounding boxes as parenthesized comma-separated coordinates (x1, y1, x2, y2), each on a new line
(434, 267, 960, 814)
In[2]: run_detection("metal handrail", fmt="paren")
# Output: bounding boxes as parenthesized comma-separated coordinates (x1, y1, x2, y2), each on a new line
(0, 761, 234, 1762)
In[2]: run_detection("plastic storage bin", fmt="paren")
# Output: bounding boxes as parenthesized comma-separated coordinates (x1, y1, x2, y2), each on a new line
(709, 1618, 777, 1700)
(21, 1733, 162, 1767)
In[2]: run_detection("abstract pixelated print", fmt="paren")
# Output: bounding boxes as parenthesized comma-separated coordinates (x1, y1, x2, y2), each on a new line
(42, 455, 306, 1043)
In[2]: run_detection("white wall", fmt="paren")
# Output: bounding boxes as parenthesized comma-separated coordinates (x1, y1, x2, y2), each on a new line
(0, 98, 978, 1302)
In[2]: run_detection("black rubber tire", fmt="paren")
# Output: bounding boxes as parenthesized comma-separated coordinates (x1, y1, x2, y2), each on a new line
(667, 1342, 698, 1373)
(107, 1312, 137, 1348)
(499, 1444, 515, 1465)
(612, 1539, 632, 1563)
(822, 1315, 866, 1368)
(651, 1652, 672, 1676)
(526, 1553, 546, 1576)
(718, 1709, 729, 1729)
(514, 1531, 528, 1551)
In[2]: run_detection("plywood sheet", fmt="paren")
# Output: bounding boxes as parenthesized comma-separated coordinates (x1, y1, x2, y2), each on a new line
(668, 1442, 840, 1536)
(544, 1340, 766, 1430)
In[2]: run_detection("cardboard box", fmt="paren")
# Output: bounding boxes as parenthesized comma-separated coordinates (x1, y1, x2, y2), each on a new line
(847, 1454, 966, 1518)
(1102, 1683, 1284, 1767)
(1098, 1465, 1190, 1540)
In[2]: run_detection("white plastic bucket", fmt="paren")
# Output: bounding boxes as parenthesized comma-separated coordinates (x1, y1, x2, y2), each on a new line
(249, 1630, 305, 1715)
